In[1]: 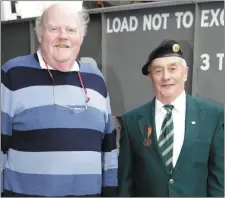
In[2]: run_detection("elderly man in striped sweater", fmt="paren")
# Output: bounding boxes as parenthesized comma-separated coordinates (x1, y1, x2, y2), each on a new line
(1, 3, 117, 197)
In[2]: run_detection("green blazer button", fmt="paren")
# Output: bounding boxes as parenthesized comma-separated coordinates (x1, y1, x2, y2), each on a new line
(169, 179, 174, 184)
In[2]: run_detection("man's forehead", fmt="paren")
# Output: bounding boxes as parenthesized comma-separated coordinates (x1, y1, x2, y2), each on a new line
(45, 3, 77, 15)
(43, 15, 78, 28)
(43, 4, 78, 24)
(151, 57, 181, 67)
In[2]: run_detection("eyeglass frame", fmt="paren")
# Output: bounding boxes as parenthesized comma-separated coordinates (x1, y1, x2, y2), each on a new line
(43, 59, 90, 113)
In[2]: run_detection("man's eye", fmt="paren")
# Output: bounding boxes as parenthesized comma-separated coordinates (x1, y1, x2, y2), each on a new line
(50, 27, 58, 31)
(67, 28, 77, 33)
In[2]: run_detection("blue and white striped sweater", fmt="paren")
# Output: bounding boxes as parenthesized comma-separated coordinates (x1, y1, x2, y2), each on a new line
(1, 53, 118, 196)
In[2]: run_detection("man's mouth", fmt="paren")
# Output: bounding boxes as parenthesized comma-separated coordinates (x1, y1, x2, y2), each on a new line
(55, 44, 70, 48)
(162, 84, 174, 87)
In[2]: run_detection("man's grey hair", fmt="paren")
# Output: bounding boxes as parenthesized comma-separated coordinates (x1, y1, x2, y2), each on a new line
(179, 57, 187, 67)
(35, 6, 90, 38)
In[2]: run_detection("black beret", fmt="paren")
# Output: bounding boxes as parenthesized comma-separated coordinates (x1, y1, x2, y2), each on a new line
(142, 39, 184, 75)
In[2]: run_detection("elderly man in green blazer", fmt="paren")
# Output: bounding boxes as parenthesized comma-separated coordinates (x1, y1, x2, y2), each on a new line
(118, 39, 224, 197)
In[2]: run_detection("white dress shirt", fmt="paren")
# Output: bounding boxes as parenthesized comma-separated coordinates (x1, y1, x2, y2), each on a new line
(155, 91, 186, 167)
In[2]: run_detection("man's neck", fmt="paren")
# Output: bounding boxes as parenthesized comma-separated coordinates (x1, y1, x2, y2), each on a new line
(156, 90, 185, 105)
(51, 60, 74, 72)
(41, 53, 74, 72)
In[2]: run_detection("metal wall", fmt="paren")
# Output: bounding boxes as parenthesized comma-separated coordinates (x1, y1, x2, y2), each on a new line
(102, 3, 195, 115)
(192, 2, 224, 106)
(1, 0, 224, 116)
(2, 21, 31, 64)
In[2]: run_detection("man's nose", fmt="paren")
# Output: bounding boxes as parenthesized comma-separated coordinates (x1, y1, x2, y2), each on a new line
(58, 29, 68, 39)
(162, 70, 170, 80)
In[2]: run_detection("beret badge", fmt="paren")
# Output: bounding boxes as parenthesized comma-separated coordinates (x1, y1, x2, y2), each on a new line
(172, 44, 180, 53)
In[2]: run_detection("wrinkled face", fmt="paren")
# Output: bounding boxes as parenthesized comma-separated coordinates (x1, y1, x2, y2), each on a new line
(36, 6, 83, 70)
(148, 56, 188, 103)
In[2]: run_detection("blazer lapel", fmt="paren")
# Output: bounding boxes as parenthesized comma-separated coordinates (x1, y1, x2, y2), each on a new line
(137, 101, 152, 141)
(137, 98, 169, 174)
(173, 95, 202, 173)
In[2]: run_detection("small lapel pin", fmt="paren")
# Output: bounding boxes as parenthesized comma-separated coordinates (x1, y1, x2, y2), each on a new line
(143, 126, 152, 147)
(191, 121, 196, 124)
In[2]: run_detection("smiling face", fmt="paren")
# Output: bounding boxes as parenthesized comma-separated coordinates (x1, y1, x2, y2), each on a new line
(148, 56, 188, 104)
(36, 4, 83, 71)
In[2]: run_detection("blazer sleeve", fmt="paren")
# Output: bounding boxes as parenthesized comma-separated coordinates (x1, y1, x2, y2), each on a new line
(207, 108, 224, 197)
(118, 116, 134, 197)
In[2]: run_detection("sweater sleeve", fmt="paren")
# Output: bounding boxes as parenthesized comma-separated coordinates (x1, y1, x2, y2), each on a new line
(1, 66, 14, 193)
(101, 92, 118, 197)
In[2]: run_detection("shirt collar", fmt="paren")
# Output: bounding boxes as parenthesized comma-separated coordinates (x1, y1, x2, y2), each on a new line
(155, 90, 186, 113)
(37, 50, 79, 72)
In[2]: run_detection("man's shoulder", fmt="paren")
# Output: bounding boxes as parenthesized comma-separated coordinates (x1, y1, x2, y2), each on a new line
(79, 62, 108, 98)
(122, 101, 152, 120)
(189, 95, 223, 113)
(79, 62, 104, 80)
(2, 54, 39, 73)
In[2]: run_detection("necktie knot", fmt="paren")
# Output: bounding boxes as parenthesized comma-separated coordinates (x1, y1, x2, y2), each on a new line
(164, 105, 174, 113)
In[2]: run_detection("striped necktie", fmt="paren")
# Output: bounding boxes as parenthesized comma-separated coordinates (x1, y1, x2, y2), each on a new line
(158, 105, 174, 172)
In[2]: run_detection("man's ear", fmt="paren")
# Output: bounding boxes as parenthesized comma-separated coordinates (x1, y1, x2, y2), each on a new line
(184, 67, 189, 82)
(35, 26, 43, 43)
(147, 73, 152, 81)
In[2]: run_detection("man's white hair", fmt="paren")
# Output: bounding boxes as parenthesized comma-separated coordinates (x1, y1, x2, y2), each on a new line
(35, 4, 90, 38)
(179, 57, 188, 67)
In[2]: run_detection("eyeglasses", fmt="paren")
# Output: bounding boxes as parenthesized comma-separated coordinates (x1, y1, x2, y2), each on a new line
(43, 59, 90, 113)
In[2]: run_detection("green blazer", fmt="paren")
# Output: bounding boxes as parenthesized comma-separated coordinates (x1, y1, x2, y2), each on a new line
(118, 95, 224, 197)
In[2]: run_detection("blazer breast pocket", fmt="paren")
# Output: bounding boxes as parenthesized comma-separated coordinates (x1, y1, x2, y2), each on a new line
(191, 140, 211, 166)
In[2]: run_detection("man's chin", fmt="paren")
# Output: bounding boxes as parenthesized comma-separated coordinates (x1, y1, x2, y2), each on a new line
(54, 58, 70, 63)
(53, 56, 74, 64)
(54, 53, 77, 62)
(156, 92, 177, 103)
